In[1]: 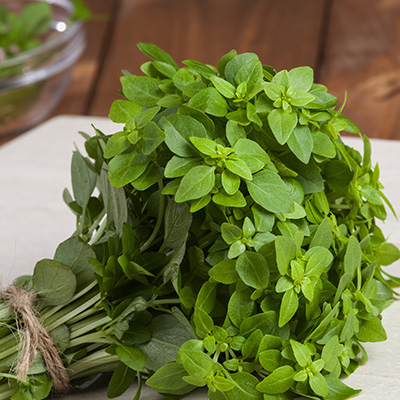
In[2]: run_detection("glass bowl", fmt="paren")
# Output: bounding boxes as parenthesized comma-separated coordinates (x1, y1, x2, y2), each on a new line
(0, 0, 85, 138)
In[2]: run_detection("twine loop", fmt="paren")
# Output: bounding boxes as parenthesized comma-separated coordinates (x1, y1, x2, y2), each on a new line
(0, 286, 70, 392)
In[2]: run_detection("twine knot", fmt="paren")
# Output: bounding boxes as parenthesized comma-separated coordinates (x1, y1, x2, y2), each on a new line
(0, 286, 70, 392)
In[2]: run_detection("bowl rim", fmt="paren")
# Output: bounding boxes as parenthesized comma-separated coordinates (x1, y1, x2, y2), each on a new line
(0, 0, 83, 71)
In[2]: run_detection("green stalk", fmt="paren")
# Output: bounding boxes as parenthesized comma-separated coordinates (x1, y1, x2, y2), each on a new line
(40, 280, 98, 321)
(45, 292, 101, 331)
(68, 349, 119, 378)
(85, 209, 106, 239)
(69, 315, 111, 339)
(140, 181, 164, 253)
(88, 216, 108, 246)
(68, 331, 111, 347)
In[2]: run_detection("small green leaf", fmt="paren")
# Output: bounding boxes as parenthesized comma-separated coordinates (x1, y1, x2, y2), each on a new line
(33, 259, 76, 306)
(142, 121, 165, 155)
(236, 251, 269, 290)
(164, 114, 207, 157)
(218, 49, 237, 76)
(228, 240, 247, 259)
(104, 131, 131, 159)
(268, 109, 298, 145)
(259, 349, 282, 372)
(213, 190, 247, 208)
(325, 375, 361, 400)
(175, 165, 216, 202)
(309, 373, 328, 398)
(264, 82, 281, 101)
(164, 201, 192, 250)
(272, 70, 290, 87)
(312, 130, 336, 158)
(256, 365, 295, 394)
(190, 136, 218, 156)
(146, 362, 195, 395)
(357, 316, 387, 342)
(107, 363, 136, 398)
(195, 281, 217, 313)
(193, 308, 214, 337)
(287, 125, 313, 164)
(288, 66, 314, 91)
(121, 76, 163, 107)
(279, 288, 299, 327)
(246, 170, 294, 214)
(290, 340, 311, 368)
(225, 158, 253, 180)
(165, 156, 200, 178)
(344, 236, 362, 275)
(310, 217, 333, 249)
(235, 59, 263, 86)
(108, 152, 149, 187)
(221, 223, 242, 245)
(210, 76, 236, 98)
(209, 259, 239, 284)
(240, 311, 277, 337)
(323, 160, 353, 191)
(306, 247, 334, 275)
(188, 87, 228, 117)
(137, 42, 178, 68)
(179, 350, 215, 377)
(234, 138, 270, 173)
(282, 154, 324, 194)
(375, 243, 400, 266)
(109, 100, 142, 123)
(139, 314, 195, 371)
(71, 151, 97, 209)
(228, 289, 254, 327)
(290, 90, 315, 107)
(116, 345, 146, 372)
(226, 121, 246, 147)
(222, 169, 241, 195)
(224, 53, 259, 84)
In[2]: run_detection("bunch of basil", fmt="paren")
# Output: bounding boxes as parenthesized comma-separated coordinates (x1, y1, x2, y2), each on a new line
(1, 43, 400, 400)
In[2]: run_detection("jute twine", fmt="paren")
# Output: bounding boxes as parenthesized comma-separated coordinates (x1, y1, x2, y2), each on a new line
(0, 286, 70, 392)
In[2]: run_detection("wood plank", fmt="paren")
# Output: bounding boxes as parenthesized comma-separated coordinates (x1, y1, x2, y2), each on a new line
(318, 0, 400, 140)
(51, 0, 120, 116)
(89, 0, 326, 116)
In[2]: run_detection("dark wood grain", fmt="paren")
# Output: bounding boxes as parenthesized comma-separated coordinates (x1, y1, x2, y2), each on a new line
(51, 0, 120, 116)
(89, 0, 327, 116)
(318, 0, 400, 140)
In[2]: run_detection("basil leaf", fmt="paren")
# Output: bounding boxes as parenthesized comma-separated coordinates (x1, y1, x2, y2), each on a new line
(188, 87, 228, 117)
(121, 76, 164, 107)
(146, 362, 195, 395)
(108, 152, 149, 187)
(175, 165, 216, 202)
(33, 259, 76, 306)
(246, 170, 294, 213)
(236, 251, 269, 290)
(164, 114, 208, 157)
(268, 109, 298, 145)
(288, 66, 314, 92)
(256, 365, 295, 394)
(287, 125, 313, 164)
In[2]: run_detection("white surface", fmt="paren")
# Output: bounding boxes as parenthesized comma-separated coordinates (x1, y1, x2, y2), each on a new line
(0, 116, 399, 399)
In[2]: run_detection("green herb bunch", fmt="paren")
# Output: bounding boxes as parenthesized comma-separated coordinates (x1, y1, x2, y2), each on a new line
(0, 2, 52, 61)
(82, 44, 399, 399)
(0, 0, 90, 64)
(1, 43, 400, 400)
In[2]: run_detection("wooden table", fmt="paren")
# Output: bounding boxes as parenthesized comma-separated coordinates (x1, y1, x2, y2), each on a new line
(24, 0, 400, 140)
